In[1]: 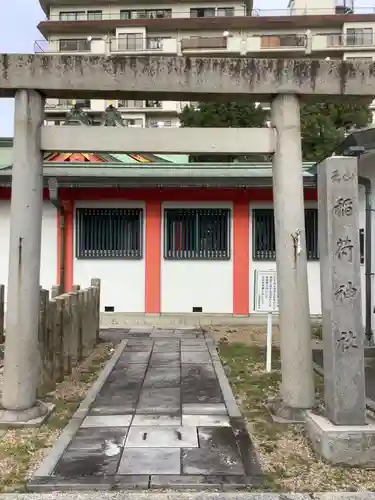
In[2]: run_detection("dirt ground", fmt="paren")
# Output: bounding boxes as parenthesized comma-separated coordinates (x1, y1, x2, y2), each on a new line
(216, 330, 375, 493)
(208, 324, 281, 345)
(0, 341, 114, 492)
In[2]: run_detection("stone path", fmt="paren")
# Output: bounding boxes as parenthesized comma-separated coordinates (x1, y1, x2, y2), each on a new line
(29, 327, 260, 491)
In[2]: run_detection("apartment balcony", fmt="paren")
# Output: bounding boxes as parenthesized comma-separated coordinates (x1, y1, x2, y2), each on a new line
(39, 0, 252, 16)
(34, 38, 106, 54)
(181, 36, 227, 51)
(34, 32, 375, 59)
(109, 36, 178, 54)
(258, 34, 307, 52)
(45, 98, 91, 111)
(117, 100, 182, 115)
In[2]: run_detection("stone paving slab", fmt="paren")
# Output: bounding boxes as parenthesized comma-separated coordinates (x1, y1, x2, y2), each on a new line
(132, 415, 181, 427)
(118, 448, 181, 475)
(143, 367, 180, 389)
(67, 427, 128, 451)
(182, 403, 228, 415)
(81, 415, 132, 428)
(137, 388, 181, 414)
(125, 426, 199, 448)
(29, 327, 260, 491)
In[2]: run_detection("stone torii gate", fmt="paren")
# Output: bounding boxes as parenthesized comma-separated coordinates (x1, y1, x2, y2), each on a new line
(0, 55, 374, 437)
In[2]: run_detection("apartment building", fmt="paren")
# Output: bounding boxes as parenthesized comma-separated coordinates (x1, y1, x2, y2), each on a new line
(36, 0, 375, 126)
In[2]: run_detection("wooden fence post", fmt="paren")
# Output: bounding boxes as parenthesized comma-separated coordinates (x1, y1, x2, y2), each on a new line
(37, 288, 50, 398)
(62, 294, 73, 375)
(68, 291, 79, 367)
(91, 278, 101, 344)
(76, 289, 84, 362)
(55, 297, 65, 383)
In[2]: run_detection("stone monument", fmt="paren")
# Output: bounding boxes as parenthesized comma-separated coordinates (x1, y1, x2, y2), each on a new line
(306, 156, 375, 467)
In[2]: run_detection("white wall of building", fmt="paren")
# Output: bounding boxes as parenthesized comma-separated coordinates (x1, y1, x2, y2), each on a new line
(0, 201, 57, 305)
(73, 200, 145, 313)
(358, 155, 375, 331)
(161, 201, 233, 313)
(288, 0, 335, 14)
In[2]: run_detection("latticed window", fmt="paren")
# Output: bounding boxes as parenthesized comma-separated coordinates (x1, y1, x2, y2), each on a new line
(164, 208, 230, 260)
(76, 208, 143, 259)
(252, 208, 318, 261)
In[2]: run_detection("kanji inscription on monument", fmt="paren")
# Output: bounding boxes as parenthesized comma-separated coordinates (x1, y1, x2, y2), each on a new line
(318, 157, 365, 426)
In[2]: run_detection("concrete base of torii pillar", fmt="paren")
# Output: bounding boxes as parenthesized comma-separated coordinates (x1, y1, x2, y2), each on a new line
(306, 156, 375, 467)
(0, 90, 53, 427)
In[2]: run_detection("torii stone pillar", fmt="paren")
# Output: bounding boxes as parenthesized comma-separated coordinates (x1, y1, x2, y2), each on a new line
(270, 94, 315, 421)
(0, 90, 49, 425)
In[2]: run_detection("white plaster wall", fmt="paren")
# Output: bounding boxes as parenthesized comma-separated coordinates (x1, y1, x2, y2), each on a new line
(0, 201, 57, 306)
(358, 155, 375, 331)
(73, 201, 145, 313)
(161, 201, 233, 313)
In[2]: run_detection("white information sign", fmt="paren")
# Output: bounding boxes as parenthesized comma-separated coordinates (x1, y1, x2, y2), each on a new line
(254, 270, 278, 313)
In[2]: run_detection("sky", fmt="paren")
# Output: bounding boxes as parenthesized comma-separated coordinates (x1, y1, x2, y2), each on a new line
(0, 0, 287, 137)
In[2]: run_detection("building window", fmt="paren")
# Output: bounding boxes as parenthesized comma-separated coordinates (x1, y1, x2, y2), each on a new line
(59, 11, 85, 21)
(118, 100, 144, 108)
(118, 33, 143, 50)
(147, 37, 166, 49)
(252, 208, 318, 260)
(164, 208, 230, 260)
(59, 39, 91, 51)
(217, 7, 235, 16)
(76, 208, 143, 259)
(147, 120, 172, 127)
(346, 28, 373, 46)
(190, 8, 215, 17)
(346, 57, 374, 61)
(87, 10, 103, 20)
(120, 10, 131, 19)
(124, 118, 143, 127)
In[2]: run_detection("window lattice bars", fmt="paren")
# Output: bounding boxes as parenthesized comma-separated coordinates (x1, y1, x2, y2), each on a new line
(253, 208, 319, 261)
(164, 208, 230, 260)
(76, 208, 143, 259)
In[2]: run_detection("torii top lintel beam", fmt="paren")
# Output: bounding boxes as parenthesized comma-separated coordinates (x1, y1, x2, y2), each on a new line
(0, 54, 375, 101)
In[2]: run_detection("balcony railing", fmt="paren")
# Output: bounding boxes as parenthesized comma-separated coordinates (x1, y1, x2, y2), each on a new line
(252, 5, 374, 15)
(260, 34, 307, 49)
(326, 32, 375, 47)
(118, 100, 144, 109)
(181, 37, 227, 50)
(109, 36, 173, 52)
(34, 39, 96, 53)
(45, 99, 91, 109)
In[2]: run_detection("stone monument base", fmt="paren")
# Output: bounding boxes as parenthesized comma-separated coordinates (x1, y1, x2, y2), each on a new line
(306, 411, 375, 468)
